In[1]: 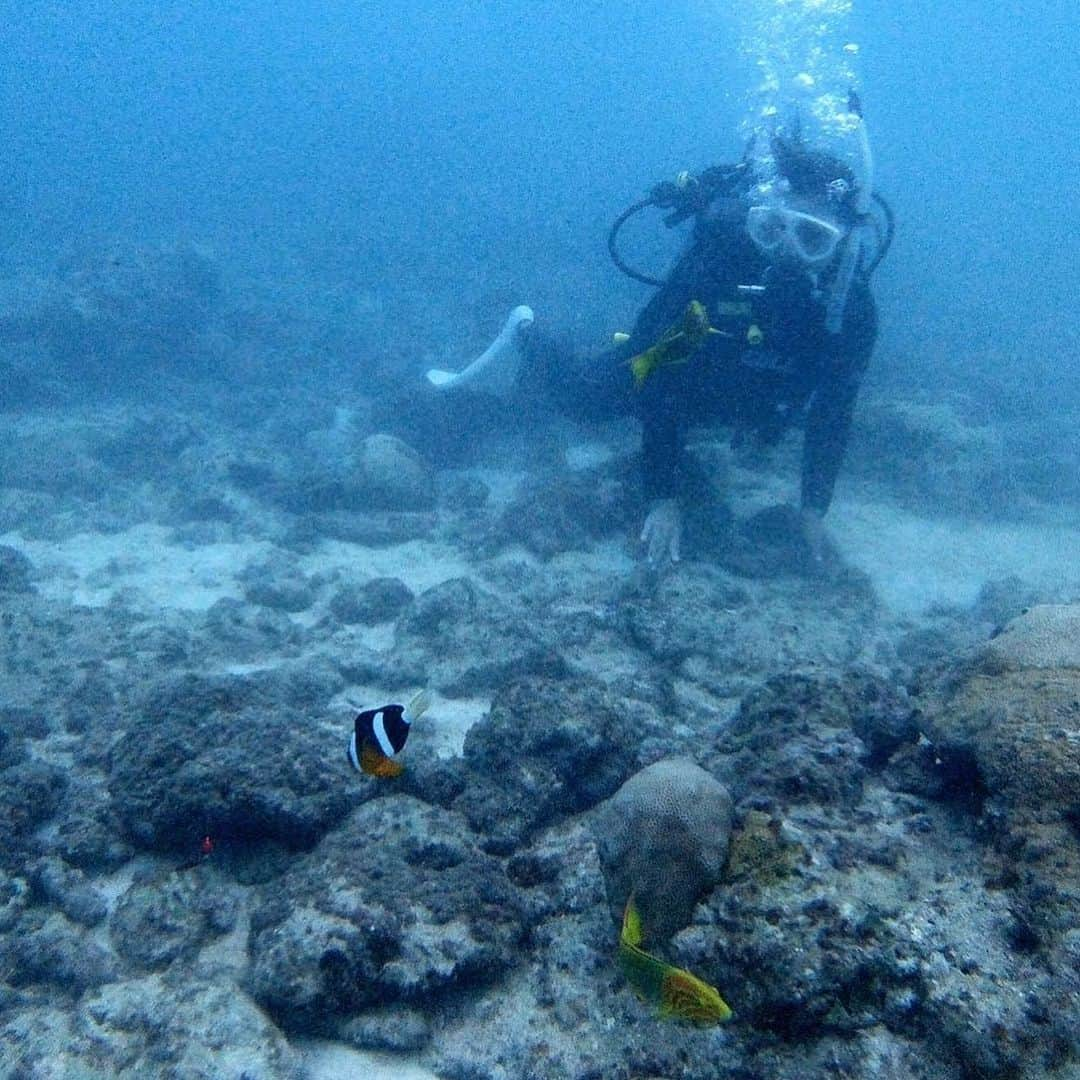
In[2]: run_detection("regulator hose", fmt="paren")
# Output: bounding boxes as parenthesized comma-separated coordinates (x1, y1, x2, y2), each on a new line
(606, 198, 668, 287)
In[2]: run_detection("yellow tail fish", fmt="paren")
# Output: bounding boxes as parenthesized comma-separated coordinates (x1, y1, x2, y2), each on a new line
(617, 895, 733, 1024)
(627, 300, 724, 389)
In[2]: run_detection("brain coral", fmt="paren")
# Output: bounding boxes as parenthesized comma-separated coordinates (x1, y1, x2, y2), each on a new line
(592, 758, 733, 942)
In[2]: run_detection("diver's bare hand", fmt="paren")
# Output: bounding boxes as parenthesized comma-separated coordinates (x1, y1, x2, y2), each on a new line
(640, 499, 682, 565)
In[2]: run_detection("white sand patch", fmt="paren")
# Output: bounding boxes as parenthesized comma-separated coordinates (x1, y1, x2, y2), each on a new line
(565, 439, 617, 472)
(356, 622, 396, 651)
(832, 499, 1080, 614)
(1, 524, 268, 612)
(94, 858, 154, 907)
(424, 694, 490, 758)
(299, 539, 471, 595)
(298, 1040, 439, 1080)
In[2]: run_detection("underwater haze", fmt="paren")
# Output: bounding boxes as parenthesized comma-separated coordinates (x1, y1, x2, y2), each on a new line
(1, 2, 1079, 1079)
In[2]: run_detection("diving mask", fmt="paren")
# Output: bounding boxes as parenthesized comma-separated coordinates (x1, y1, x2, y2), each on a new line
(746, 205, 844, 266)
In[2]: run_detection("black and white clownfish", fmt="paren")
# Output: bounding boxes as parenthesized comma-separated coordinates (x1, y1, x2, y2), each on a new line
(347, 690, 430, 778)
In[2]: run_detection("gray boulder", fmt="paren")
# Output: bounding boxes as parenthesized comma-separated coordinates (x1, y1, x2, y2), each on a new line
(329, 576, 413, 625)
(349, 433, 435, 510)
(495, 465, 636, 557)
(239, 553, 318, 613)
(913, 604, 1080, 968)
(73, 975, 301, 1078)
(918, 604, 1080, 815)
(592, 758, 733, 941)
(620, 563, 880, 699)
(3, 911, 117, 992)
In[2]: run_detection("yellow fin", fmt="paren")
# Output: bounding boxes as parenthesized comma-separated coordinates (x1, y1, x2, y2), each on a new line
(620, 894, 644, 948)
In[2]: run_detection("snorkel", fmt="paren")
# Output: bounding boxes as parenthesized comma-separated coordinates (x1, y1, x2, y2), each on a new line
(824, 95, 874, 334)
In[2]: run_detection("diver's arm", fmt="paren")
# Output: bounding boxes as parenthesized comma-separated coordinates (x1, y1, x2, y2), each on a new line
(641, 397, 687, 503)
(801, 294, 877, 514)
(640, 406, 685, 566)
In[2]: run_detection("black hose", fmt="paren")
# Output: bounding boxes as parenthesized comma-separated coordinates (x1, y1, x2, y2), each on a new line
(607, 199, 668, 287)
(862, 191, 895, 278)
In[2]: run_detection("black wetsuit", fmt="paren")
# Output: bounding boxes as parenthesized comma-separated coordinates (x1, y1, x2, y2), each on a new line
(534, 198, 877, 515)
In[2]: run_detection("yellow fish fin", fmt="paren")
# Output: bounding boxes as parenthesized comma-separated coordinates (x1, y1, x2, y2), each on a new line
(629, 351, 656, 388)
(620, 894, 644, 948)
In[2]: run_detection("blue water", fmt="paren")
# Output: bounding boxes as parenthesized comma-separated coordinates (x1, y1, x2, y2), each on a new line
(3, 0, 1075, 382)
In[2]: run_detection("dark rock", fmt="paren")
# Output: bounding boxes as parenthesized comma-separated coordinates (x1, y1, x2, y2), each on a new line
(456, 678, 657, 852)
(726, 503, 829, 577)
(110, 873, 239, 972)
(0, 871, 29, 933)
(0, 705, 47, 742)
(296, 509, 437, 547)
(29, 856, 108, 927)
(329, 577, 414, 625)
(61, 668, 119, 736)
(973, 575, 1043, 630)
(48, 802, 134, 873)
(91, 414, 200, 480)
(439, 473, 490, 510)
(0, 719, 27, 770)
(0, 761, 67, 864)
(393, 578, 567, 696)
(200, 596, 305, 662)
(49, 240, 220, 390)
(108, 670, 357, 852)
(334, 643, 419, 688)
(620, 563, 878, 698)
(239, 554, 317, 612)
(247, 796, 524, 1031)
(0, 545, 33, 592)
(169, 492, 238, 524)
(846, 675, 918, 765)
(496, 466, 635, 558)
(707, 674, 871, 808)
(348, 433, 436, 510)
(4, 911, 117, 991)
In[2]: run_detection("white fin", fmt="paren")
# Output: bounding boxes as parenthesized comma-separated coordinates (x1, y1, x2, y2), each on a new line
(425, 305, 534, 393)
(405, 689, 432, 722)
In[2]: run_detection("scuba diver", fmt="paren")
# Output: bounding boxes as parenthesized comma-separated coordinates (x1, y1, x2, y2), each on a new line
(427, 98, 893, 567)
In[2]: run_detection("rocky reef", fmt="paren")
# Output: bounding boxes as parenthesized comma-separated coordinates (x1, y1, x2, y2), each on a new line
(0, 331, 1078, 1078)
